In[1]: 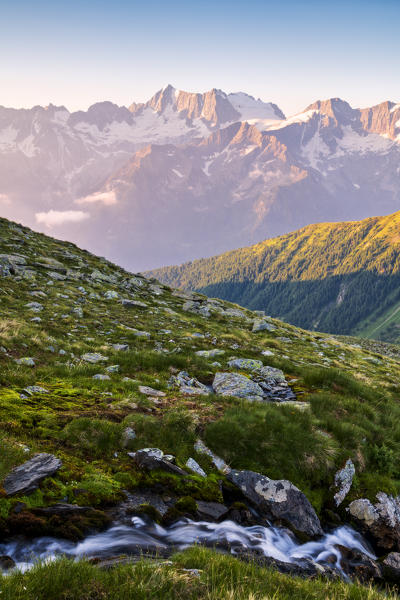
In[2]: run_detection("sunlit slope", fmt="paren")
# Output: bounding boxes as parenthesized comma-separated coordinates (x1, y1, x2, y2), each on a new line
(148, 211, 400, 342)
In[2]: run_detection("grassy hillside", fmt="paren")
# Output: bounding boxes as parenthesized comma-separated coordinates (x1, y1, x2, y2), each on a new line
(148, 211, 400, 343)
(1, 216, 400, 596)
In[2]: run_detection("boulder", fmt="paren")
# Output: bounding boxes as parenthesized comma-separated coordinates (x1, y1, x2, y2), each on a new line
(337, 545, 382, 583)
(3, 453, 62, 496)
(128, 448, 186, 476)
(212, 372, 264, 400)
(381, 552, 400, 582)
(227, 469, 323, 538)
(0, 556, 16, 571)
(333, 459, 355, 506)
(348, 493, 400, 552)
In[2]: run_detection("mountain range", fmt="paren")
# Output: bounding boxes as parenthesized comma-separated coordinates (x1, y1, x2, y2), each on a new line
(1, 85, 400, 270)
(148, 210, 400, 345)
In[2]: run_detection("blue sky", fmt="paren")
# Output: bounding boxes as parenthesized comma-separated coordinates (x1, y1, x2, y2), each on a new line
(1, 0, 399, 115)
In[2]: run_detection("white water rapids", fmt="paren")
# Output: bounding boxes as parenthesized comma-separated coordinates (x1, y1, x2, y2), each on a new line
(0, 517, 375, 574)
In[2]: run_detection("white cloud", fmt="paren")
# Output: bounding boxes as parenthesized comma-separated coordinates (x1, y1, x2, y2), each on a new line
(0, 193, 10, 204)
(35, 210, 90, 227)
(75, 190, 117, 206)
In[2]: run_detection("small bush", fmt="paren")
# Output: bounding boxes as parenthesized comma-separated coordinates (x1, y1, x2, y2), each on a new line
(61, 418, 123, 458)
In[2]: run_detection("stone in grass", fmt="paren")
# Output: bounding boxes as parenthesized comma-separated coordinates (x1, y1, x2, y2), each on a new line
(194, 439, 231, 475)
(195, 349, 225, 358)
(228, 358, 263, 371)
(121, 299, 148, 308)
(81, 352, 108, 363)
(3, 453, 62, 496)
(104, 290, 119, 300)
(212, 372, 263, 400)
(122, 427, 136, 447)
(25, 302, 43, 312)
(138, 386, 166, 398)
(93, 374, 110, 380)
(105, 365, 119, 373)
(22, 386, 49, 396)
(112, 344, 129, 351)
(186, 458, 206, 477)
(15, 357, 35, 367)
(252, 319, 276, 333)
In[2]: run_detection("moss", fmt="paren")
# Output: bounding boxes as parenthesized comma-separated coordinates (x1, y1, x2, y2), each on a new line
(131, 503, 163, 523)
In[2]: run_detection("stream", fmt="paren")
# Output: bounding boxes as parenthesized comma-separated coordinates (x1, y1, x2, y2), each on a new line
(0, 516, 375, 575)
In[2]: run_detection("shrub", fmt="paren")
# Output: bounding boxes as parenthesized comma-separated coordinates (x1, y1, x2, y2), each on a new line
(61, 418, 123, 458)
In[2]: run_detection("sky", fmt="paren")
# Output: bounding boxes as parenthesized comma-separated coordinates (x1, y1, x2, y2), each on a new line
(1, 0, 400, 117)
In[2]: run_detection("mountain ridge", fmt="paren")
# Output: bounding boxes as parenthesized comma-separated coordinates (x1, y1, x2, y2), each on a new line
(146, 210, 400, 343)
(1, 86, 400, 270)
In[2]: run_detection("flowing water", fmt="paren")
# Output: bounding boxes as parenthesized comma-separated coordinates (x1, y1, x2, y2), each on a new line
(0, 516, 375, 574)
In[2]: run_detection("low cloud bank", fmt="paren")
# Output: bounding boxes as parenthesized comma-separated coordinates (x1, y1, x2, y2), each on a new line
(35, 210, 90, 227)
(75, 190, 116, 206)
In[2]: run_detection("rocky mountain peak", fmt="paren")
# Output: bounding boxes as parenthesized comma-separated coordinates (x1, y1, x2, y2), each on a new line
(306, 98, 356, 126)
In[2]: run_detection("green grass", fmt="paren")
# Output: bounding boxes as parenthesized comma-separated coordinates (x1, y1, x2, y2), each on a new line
(0, 548, 396, 600)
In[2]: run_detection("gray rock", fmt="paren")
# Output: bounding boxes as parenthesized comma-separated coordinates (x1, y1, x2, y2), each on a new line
(122, 299, 148, 308)
(195, 349, 225, 358)
(22, 386, 49, 396)
(25, 302, 43, 312)
(227, 469, 323, 538)
(382, 552, 400, 582)
(348, 493, 400, 552)
(138, 386, 166, 397)
(104, 290, 119, 300)
(105, 365, 119, 373)
(227, 358, 263, 371)
(212, 372, 264, 400)
(15, 357, 35, 367)
(186, 458, 207, 477)
(252, 319, 276, 333)
(128, 448, 186, 476)
(168, 371, 210, 396)
(93, 374, 110, 380)
(122, 427, 136, 447)
(194, 439, 231, 474)
(3, 453, 62, 496)
(333, 459, 355, 506)
(112, 344, 129, 351)
(196, 501, 229, 521)
(81, 352, 108, 363)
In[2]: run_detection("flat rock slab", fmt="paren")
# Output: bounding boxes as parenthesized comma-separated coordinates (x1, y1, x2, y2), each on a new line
(3, 453, 62, 496)
(227, 469, 323, 538)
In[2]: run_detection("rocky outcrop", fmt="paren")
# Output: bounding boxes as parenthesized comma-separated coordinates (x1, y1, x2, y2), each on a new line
(3, 454, 62, 496)
(227, 469, 323, 538)
(348, 493, 400, 552)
